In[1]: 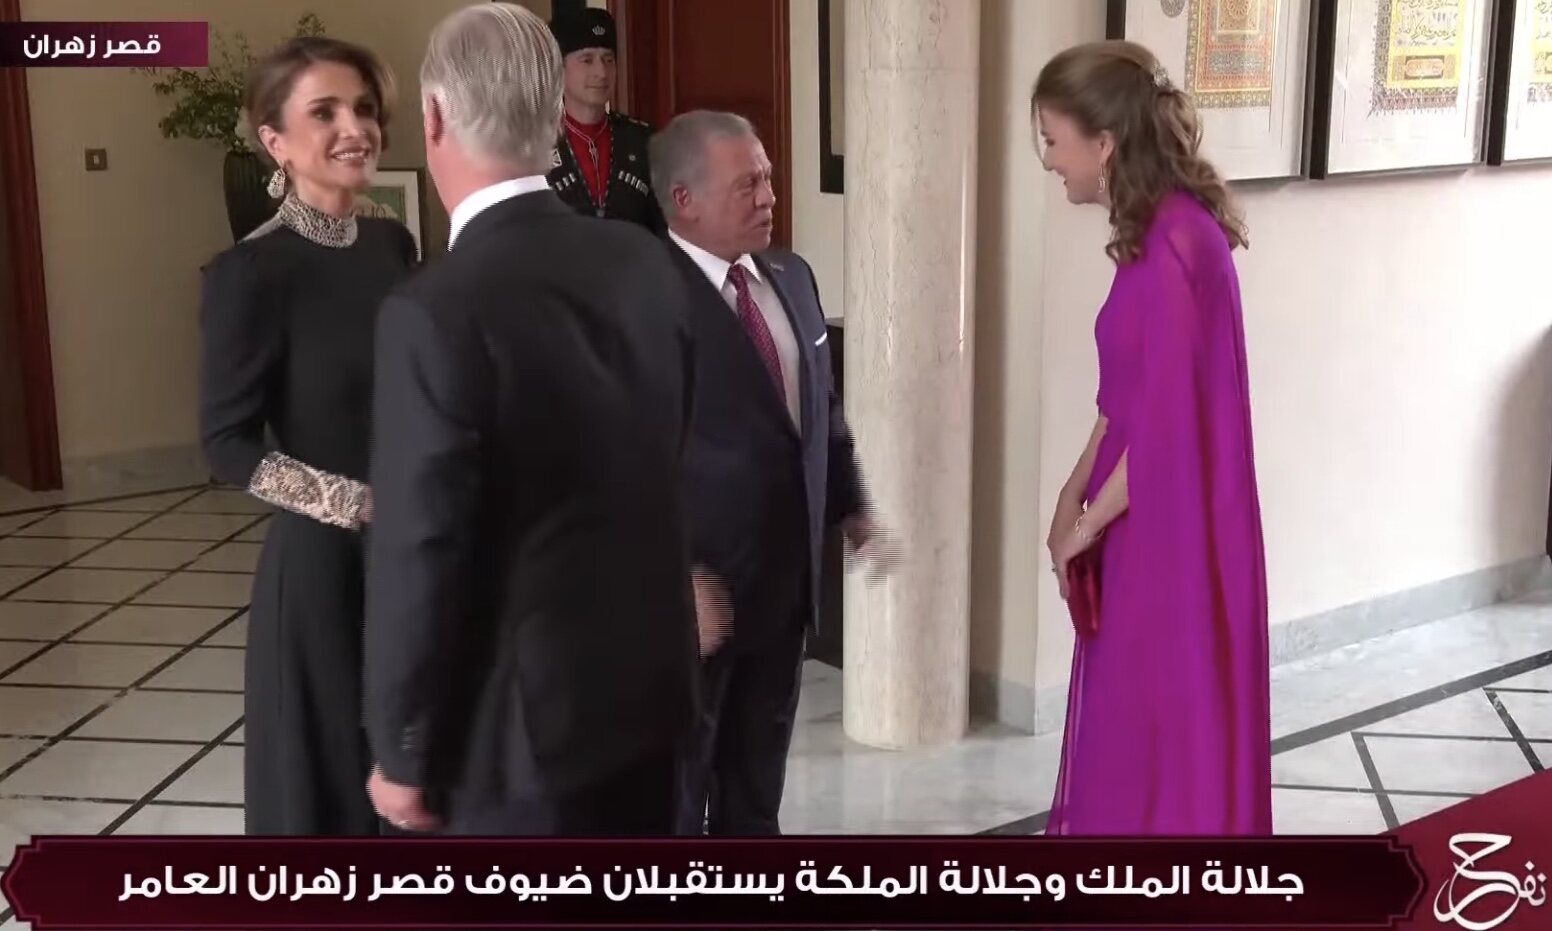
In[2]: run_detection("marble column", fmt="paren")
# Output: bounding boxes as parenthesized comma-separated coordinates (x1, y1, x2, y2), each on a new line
(842, 0, 980, 749)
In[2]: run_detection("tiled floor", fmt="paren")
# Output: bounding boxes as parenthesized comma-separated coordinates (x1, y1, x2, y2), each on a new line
(0, 481, 1548, 926)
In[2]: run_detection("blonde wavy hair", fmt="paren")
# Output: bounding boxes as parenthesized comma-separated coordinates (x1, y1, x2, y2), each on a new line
(1032, 40, 1248, 264)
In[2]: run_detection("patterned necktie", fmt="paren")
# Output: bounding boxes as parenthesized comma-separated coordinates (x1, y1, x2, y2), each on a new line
(726, 264, 784, 397)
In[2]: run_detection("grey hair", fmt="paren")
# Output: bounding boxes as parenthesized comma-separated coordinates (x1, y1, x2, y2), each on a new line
(420, 2, 562, 173)
(649, 110, 759, 216)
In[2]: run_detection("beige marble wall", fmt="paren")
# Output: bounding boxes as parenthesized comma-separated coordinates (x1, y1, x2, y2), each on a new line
(841, 0, 981, 748)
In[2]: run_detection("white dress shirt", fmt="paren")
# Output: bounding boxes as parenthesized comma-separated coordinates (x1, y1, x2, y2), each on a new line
(669, 230, 801, 427)
(447, 175, 552, 249)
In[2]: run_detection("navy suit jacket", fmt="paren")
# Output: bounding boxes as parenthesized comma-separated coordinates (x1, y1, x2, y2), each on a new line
(668, 241, 864, 643)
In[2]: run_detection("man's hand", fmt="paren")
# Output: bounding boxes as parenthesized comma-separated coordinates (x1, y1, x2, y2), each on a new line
(367, 765, 441, 832)
(691, 566, 733, 658)
(842, 513, 902, 583)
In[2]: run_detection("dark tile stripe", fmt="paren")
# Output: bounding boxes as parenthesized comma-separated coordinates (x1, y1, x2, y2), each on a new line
(1351, 733, 1399, 831)
(1485, 689, 1545, 772)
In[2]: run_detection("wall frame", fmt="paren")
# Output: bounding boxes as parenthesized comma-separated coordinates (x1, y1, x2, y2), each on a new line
(357, 168, 428, 260)
(817, 0, 844, 194)
(1307, 0, 1497, 178)
(1106, 0, 1321, 181)
(1485, 0, 1552, 165)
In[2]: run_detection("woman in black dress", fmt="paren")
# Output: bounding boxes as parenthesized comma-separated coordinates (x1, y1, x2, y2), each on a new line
(198, 37, 417, 835)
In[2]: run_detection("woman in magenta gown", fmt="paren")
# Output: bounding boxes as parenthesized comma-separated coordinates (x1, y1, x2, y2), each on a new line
(1033, 40, 1272, 835)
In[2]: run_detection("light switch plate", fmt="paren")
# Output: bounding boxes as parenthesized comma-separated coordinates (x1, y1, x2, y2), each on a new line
(85, 148, 107, 171)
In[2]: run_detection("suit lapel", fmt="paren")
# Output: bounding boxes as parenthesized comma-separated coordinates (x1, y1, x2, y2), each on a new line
(668, 245, 799, 438)
(754, 254, 813, 442)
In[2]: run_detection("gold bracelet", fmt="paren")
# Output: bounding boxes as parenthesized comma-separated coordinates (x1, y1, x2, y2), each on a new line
(1074, 513, 1102, 543)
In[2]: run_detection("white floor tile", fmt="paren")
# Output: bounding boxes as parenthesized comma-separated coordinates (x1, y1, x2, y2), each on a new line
(133, 572, 252, 609)
(10, 568, 161, 604)
(0, 568, 46, 594)
(0, 512, 49, 535)
(1365, 734, 1536, 795)
(0, 602, 103, 640)
(187, 543, 262, 574)
(73, 690, 242, 742)
(1495, 666, 1552, 690)
(1271, 735, 1371, 790)
(127, 514, 261, 542)
(175, 490, 271, 515)
(158, 747, 242, 804)
(0, 537, 98, 568)
(1272, 788, 1387, 834)
(1360, 690, 1511, 739)
(0, 642, 48, 673)
(0, 739, 195, 800)
(0, 738, 44, 772)
(0, 686, 114, 736)
(1, 643, 177, 688)
(1390, 792, 1465, 825)
(236, 519, 269, 543)
(204, 614, 246, 647)
(117, 803, 243, 834)
(142, 649, 243, 692)
(72, 606, 229, 646)
(1491, 690, 1552, 742)
(70, 540, 211, 571)
(0, 799, 125, 866)
(12, 511, 146, 539)
(68, 491, 200, 513)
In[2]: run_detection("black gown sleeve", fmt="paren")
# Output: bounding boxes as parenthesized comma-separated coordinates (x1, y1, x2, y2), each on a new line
(198, 246, 373, 530)
(198, 248, 281, 489)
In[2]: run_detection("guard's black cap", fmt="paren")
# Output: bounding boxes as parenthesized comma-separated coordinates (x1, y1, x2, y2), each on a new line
(550, 8, 617, 57)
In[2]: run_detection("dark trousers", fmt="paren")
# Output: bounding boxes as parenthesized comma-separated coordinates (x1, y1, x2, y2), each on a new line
(441, 749, 678, 835)
(675, 617, 808, 835)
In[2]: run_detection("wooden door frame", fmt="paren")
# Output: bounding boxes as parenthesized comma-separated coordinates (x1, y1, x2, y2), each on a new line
(0, 0, 63, 490)
(608, 0, 794, 248)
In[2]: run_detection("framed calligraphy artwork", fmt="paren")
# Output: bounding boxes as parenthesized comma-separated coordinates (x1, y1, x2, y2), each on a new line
(1486, 0, 1552, 163)
(1106, 0, 1319, 181)
(1306, 0, 1497, 176)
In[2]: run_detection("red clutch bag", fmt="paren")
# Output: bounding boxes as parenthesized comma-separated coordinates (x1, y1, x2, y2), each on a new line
(1066, 551, 1101, 638)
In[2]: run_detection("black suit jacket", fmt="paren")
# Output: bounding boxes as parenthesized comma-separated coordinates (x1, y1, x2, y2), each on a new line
(668, 241, 864, 644)
(365, 190, 699, 804)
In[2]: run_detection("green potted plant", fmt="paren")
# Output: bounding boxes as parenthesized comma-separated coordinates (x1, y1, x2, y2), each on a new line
(137, 13, 325, 241)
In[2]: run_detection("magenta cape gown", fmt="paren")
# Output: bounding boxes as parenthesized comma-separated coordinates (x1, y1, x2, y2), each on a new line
(1046, 192, 1272, 836)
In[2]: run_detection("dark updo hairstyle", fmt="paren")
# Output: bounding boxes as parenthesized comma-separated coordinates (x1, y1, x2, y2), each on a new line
(242, 36, 398, 169)
(1032, 40, 1247, 264)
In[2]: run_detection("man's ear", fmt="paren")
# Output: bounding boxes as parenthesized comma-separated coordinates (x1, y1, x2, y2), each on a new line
(422, 93, 445, 148)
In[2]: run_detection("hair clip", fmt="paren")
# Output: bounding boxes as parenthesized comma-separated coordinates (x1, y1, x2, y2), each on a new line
(1151, 63, 1171, 90)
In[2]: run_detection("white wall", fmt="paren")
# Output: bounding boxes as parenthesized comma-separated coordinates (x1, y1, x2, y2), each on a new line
(788, 0, 1552, 713)
(788, 0, 846, 317)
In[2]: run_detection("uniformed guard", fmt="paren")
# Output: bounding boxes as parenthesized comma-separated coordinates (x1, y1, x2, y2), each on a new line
(547, 8, 664, 232)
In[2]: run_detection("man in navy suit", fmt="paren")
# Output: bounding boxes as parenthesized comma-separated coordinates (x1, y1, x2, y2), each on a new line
(650, 111, 888, 835)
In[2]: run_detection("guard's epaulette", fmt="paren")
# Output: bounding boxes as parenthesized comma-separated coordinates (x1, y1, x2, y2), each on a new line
(614, 112, 652, 132)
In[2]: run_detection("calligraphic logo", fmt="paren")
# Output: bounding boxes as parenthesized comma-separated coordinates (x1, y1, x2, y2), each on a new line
(1433, 834, 1547, 930)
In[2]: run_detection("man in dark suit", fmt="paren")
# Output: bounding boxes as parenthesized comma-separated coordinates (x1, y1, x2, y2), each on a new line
(546, 7, 664, 231)
(363, 2, 698, 836)
(650, 110, 890, 835)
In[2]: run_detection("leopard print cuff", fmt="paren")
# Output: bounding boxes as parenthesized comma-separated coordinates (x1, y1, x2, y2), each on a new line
(249, 452, 370, 530)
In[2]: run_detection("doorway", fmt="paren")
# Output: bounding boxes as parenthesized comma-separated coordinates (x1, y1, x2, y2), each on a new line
(0, 0, 63, 492)
(608, 0, 793, 248)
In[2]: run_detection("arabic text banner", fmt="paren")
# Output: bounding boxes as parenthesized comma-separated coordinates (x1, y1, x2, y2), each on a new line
(1, 836, 1420, 928)
(0, 22, 207, 68)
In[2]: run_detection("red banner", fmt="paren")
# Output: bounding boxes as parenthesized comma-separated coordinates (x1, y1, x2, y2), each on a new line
(0, 22, 207, 68)
(3, 836, 1420, 928)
